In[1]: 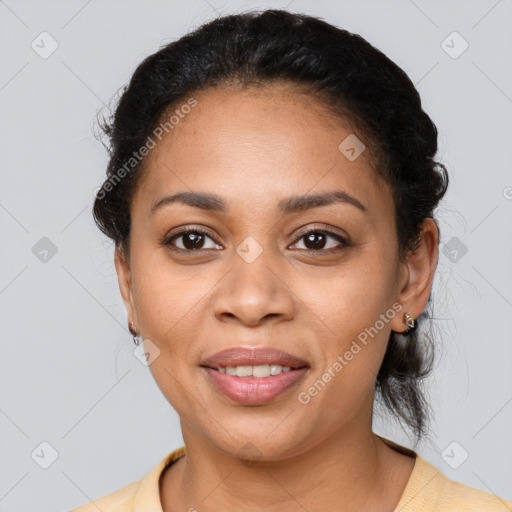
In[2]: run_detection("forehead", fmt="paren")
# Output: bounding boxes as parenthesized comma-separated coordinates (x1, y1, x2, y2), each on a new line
(135, 84, 393, 222)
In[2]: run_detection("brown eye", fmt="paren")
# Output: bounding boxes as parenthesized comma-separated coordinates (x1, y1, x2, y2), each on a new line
(164, 227, 222, 252)
(290, 229, 350, 253)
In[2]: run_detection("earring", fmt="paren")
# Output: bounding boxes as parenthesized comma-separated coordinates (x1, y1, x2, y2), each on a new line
(128, 321, 143, 346)
(402, 312, 417, 336)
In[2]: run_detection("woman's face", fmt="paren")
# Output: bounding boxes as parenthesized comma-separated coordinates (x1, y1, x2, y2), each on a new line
(116, 84, 424, 461)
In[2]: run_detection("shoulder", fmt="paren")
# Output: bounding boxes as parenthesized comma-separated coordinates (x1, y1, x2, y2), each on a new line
(70, 480, 140, 512)
(69, 446, 187, 512)
(397, 455, 512, 511)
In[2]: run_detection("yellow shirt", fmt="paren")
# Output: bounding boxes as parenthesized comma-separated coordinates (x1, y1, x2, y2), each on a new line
(70, 437, 512, 511)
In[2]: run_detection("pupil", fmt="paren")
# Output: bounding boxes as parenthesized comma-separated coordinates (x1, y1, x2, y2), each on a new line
(184, 232, 204, 250)
(305, 232, 325, 250)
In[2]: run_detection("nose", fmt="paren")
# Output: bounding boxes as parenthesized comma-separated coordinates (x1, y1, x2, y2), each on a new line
(211, 251, 295, 327)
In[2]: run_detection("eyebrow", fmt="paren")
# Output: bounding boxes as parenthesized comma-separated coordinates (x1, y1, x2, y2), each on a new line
(150, 190, 367, 216)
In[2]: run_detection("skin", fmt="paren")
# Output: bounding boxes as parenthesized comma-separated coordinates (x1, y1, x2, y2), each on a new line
(115, 83, 439, 512)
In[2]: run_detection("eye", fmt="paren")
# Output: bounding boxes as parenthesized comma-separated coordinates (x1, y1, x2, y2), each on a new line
(163, 225, 351, 255)
(163, 227, 222, 252)
(290, 227, 350, 254)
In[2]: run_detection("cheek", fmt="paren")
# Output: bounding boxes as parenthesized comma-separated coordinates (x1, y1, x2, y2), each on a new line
(130, 250, 206, 341)
(294, 252, 395, 399)
(298, 327, 389, 428)
(146, 361, 200, 429)
(294, 254, 396, 342)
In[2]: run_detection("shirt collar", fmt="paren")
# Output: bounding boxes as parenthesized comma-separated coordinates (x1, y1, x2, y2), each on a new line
(132, 437, 420, 511)
(133, 445, 186, 511)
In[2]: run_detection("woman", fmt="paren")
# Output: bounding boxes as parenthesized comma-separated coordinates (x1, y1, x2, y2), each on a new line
(71, 9, 511, 512)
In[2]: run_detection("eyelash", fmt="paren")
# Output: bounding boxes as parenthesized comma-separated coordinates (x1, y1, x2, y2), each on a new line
(163, 226, 351, 255)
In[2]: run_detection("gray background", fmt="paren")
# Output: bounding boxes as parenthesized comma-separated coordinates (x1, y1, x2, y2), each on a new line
(1, 0, 511, 510)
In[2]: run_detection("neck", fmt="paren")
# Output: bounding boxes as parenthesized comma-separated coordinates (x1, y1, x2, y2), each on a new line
(160, 426, 415, 512)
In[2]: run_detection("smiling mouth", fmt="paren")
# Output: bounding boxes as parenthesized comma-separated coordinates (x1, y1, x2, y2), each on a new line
(201, 364, 310, 406)
(203, 364, 308, 378)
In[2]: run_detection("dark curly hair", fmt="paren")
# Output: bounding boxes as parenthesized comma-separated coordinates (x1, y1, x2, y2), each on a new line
(93, 9, 449, 444)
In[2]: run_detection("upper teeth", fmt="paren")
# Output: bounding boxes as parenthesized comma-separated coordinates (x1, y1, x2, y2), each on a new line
(218, 364, 292, 377)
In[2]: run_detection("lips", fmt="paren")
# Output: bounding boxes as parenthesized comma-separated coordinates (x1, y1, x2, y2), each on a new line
(203, 366, 309, 405)
(201, 346, 309, 370)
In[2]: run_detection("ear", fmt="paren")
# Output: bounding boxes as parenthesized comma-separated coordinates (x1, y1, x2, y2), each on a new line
(114, 246, 139, 330)
(391, 218, 439, 333)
